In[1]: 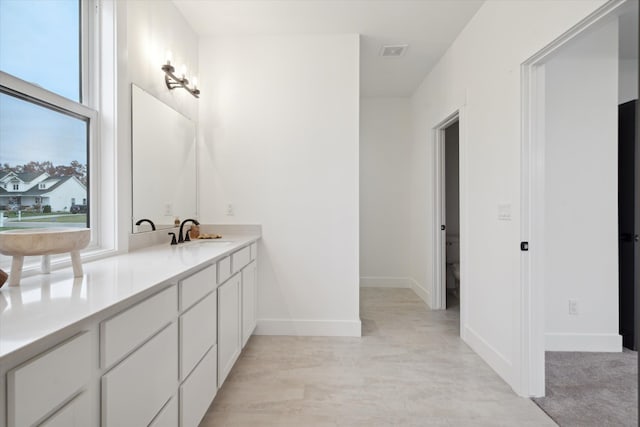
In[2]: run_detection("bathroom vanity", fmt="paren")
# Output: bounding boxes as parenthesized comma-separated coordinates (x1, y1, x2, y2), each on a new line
(0, 234, 259, 427)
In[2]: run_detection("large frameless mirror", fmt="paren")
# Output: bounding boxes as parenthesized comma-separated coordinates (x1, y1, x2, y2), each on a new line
(131, 84, 197, 233)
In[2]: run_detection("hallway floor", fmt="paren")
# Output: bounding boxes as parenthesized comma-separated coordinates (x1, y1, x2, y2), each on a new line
(201, 288, 555, 426)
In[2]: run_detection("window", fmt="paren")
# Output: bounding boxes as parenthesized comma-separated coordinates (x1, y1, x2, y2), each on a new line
(0, 0, 81, 101)
(0, 0, 115, 272)
(0, 0, 92, 232)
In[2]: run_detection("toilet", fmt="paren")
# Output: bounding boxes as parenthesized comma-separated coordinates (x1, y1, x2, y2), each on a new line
(446, 235, 460, 290)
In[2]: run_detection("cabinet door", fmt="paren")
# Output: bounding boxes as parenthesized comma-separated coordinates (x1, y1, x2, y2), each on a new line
(241, 261, 257, 348)
(40, 392, 92, 427)
(148, 396, 178, 427)
(101, 323, 178, 427)
(8, 332, 92, 427)
(180, 290, 217, 380)
(217, 274, 241, 387)
(180, 346, 217, 427)
(101, 285, 177, 369)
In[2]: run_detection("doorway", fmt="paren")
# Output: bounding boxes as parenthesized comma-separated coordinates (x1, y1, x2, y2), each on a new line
(444, 122, 460, 309)
(434, 113, 461, 314)
(520, 0, 637, 398)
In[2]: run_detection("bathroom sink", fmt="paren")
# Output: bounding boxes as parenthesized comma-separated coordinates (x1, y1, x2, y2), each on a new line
(0, 228, 91, 286)
(189, 239, 232, 245)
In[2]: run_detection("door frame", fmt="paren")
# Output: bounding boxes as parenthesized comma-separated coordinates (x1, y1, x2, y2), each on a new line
(519, 0, 628, 397)
(433, 112, 460, 311)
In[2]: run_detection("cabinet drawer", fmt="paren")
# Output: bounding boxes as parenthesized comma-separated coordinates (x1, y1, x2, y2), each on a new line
(180, 346, 217, 427)
(217, 255, 231, 284)
(242, 261, 257, 348)
(232, 246, 251, 273)
(250, 242, 257, 260)
(180, 264, 216, 311)
(8, 332, 91, 427)
(101, 323, 178, 427)
(180, 290, 217, 380)
(100, 285, 177, 369)
(218, 274, 241, 387)
(149, 396, 178, 427)
(40, 391, 92, 427)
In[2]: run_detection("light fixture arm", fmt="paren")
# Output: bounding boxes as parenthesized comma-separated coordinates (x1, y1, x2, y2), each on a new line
(161, 63, 200, 98)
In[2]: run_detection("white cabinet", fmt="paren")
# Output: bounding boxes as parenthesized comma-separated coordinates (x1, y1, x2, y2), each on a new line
(179, 264, 216, 311)
(2, 238, 259, 427)
(101, 323, 178, 427)
(217, 273, 241, 387)
(231, 246, 251, 273)
(241, 261, 257, 347)
(179, 290, 217, 380)
(179, 346, 217, 427)
(149, 396, 178, 427)
(7, 332, 92, 427)
(100, 285, 177, 369)
(40, 392, 92, 427)
(217, 255, 232, 284)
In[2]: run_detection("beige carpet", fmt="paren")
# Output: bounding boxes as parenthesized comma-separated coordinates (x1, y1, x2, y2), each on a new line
(533, 350, 638, 427)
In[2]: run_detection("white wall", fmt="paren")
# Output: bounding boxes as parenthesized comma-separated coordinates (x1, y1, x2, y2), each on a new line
(116, 0, 199, 250)
(198, 34, 361, 336)
(360, 97, 412, 288)
(619, 58, 638, 104)
(408, 0, 608, 395)
(544, 20, 621, 352)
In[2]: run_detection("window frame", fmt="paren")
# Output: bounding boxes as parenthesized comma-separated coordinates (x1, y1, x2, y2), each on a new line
(0, 0, 113, 273)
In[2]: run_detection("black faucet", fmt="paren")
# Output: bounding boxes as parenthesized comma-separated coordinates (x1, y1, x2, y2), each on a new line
(178, 219, 200, 243)
(135, 218, 156, 231)
(168, 232, 178, 245)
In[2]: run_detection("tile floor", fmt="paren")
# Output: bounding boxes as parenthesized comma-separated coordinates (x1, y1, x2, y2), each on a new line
(201, 287, 555, 426)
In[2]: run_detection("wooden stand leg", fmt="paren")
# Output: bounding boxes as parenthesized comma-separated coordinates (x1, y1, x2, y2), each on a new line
(9, 255, 24, 287)
(41, 255, 51, 274)
(70, 250, 83, 277)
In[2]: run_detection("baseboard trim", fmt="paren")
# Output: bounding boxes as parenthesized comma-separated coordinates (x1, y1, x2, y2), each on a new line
(359, 277, 412, 288)
(255, 319, 362, 337)
(408, 278, 431, 308)
(463, 325, 513, 385)
(545, 333, 622, 352)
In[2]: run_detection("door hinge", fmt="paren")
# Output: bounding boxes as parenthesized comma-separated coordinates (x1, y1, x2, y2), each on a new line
(521, 241, 529, 251)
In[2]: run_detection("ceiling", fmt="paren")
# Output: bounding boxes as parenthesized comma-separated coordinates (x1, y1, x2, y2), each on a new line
(172, 0, 484, 97)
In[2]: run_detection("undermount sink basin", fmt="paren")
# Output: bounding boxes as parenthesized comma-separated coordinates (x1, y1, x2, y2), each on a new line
(182, 239, 232, 248)
(0, 228, 91, 287)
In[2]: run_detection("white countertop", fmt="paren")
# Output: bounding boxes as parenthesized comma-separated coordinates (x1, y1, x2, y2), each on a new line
(0, 235, 259, 360)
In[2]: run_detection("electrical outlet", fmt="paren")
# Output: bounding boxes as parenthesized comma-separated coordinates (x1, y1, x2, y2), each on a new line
(568, 299, 578, 315)
(226, 203, 234, 216)
(164, 203, 173, 216)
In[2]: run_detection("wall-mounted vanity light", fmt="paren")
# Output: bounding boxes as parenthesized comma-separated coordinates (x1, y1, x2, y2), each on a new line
(161, 51, 200, 98)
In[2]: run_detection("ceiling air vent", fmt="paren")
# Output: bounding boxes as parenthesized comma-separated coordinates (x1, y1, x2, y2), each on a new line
(380, 44, 408, 57)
